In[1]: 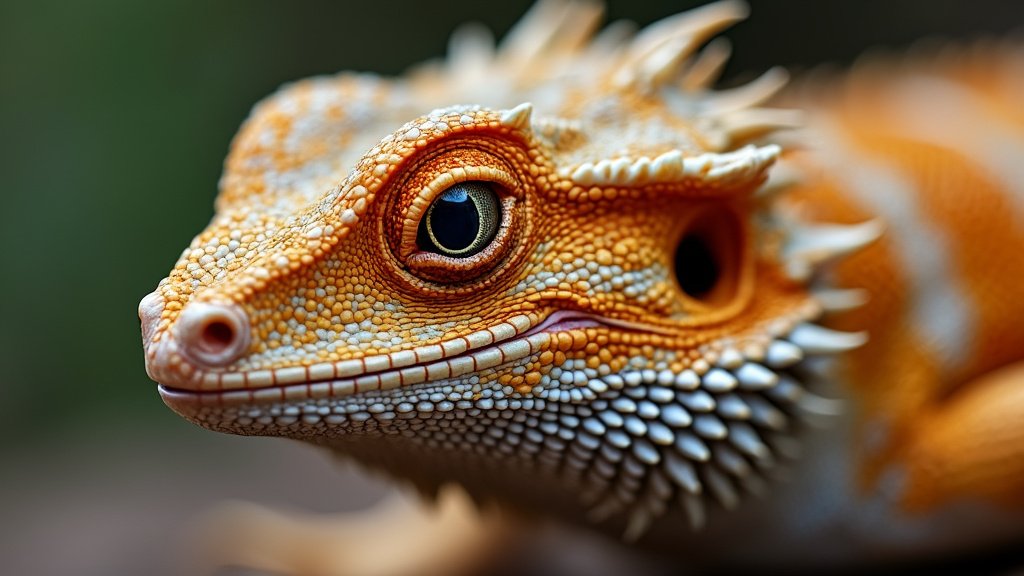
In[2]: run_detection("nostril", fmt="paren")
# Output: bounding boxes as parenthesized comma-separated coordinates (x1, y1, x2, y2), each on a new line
(201, 319, 236, 353)
(175, 301, 250, 368)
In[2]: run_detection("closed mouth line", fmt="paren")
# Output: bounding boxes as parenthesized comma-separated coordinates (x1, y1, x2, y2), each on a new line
(159, 311, 662, 405)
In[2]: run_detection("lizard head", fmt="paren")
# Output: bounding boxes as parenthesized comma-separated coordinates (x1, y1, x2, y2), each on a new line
(140, 0, 877, 537)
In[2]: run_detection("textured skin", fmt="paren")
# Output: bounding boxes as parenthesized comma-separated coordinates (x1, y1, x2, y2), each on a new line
(139, 0, 1024, 570)
(783, 52, 1024, 512)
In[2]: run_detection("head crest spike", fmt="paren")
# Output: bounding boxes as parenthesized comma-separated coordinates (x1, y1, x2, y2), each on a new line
(498, 0, 603, 70)
(705, 66, 791, 113)
(561, 144, 779, 189)
(679, 37, 733, 90)
(718, 108, 804, 145)
(500, 102, 534, 131)
(615, 0, 749, 90)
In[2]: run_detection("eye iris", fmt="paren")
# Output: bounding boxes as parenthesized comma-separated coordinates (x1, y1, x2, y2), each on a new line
(419, 182, 500, 257)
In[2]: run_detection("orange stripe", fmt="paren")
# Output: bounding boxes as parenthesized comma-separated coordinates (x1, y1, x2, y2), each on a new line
(840, 126, 1024, 392)
(791, 76, 1024, 505)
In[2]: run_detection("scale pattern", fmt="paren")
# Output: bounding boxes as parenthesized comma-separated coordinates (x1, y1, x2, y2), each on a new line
(140, 0, 1024, 558)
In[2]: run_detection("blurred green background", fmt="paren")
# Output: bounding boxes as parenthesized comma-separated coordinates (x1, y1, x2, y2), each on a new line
(1, 1, 1019, 574)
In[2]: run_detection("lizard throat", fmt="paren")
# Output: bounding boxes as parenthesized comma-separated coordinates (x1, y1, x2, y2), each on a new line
(155, 308, 860, 539)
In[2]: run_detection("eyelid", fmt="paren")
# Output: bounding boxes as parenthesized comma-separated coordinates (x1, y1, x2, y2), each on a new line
(398, 165, 520, 259)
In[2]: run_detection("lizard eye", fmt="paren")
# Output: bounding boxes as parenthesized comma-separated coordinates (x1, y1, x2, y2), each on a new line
(401, 177, 520, 285)
(388, 147, 528, 288)
(417, 182, 501, 258)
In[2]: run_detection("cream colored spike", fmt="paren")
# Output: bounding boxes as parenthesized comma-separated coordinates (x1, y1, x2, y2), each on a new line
(614, 0, 749, 89)
(783, 220, 885, 281)
(497, 0, 603, 68)
(718, 108, 804, 145)
(543, 1, 605, 56)
(585, 19, 637, 59)
(813, 288, 870, 313)
(500, 102, 534, 131)
(564, 143, 779, 188)
(754, 160, 802, 199)
(704, 67, 790, 113)
(624, 0, 747, 64)
(788, 323, 868, 355)
(679, 37, 733, 91)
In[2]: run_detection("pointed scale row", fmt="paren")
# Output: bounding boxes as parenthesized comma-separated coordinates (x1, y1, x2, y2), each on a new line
(195, 321, 864, 538)
(560, 321, 863, 535)
(562, 144, 780, 188)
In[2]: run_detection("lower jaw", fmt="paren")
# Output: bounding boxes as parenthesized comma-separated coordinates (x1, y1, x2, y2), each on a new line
(161, 336, 835, 547)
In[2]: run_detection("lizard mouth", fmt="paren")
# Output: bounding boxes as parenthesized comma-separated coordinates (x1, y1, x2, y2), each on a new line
(158, 310, 669, 413)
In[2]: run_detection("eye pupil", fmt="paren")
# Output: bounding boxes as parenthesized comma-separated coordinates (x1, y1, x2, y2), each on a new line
(674, 234, 719, 298)
(429, 187, 481, 252)
(418, 182, 500, 257)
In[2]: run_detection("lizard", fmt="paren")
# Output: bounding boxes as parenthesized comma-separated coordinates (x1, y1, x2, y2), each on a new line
(139, 0, 1024, 572)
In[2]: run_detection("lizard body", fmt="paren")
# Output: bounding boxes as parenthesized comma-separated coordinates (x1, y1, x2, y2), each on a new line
(140, 1, 1024, 570)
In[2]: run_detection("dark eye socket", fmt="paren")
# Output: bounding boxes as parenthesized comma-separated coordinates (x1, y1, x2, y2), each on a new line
(673, 207, 742, 304)
(417, 181, 501, 258)
(674, 234, 719, 298)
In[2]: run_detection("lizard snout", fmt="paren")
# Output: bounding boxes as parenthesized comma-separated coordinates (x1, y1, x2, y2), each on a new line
(138, 290, 164, 345)
(173, 301, 251, 369)
(139, 293, 251, 390)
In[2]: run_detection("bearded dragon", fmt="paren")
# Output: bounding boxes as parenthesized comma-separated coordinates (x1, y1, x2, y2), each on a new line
(139, 1, 1024, 572)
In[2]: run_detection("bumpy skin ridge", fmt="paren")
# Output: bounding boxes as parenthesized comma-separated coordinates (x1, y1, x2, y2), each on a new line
(140, 0, 1024, 567)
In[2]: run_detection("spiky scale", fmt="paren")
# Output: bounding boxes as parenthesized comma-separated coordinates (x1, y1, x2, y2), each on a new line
(137, 0, 1005, 558)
